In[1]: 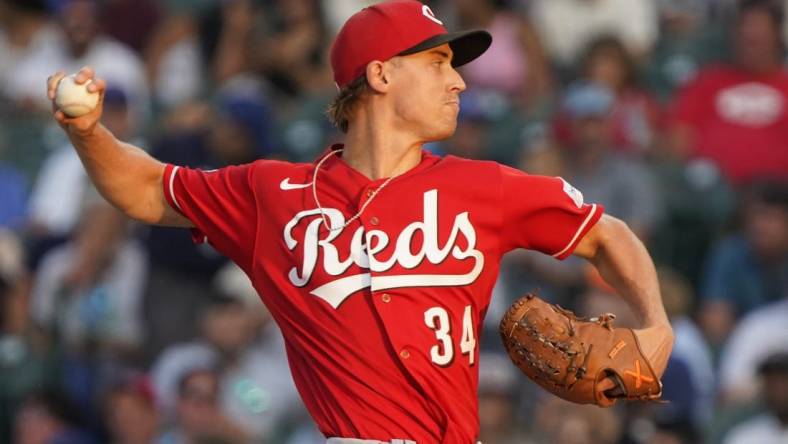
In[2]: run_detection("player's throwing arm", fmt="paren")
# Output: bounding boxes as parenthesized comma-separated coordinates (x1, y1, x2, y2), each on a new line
(47, 67, 191, 227)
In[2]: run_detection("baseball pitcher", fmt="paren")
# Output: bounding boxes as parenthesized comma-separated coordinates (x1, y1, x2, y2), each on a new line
(46, 1, 673, 443)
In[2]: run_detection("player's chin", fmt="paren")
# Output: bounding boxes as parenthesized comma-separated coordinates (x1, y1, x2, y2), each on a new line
(428, 127, 456, 142)
(429, 118, 458, 141)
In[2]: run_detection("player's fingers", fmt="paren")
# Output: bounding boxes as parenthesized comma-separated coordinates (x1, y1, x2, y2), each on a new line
(53, 109, 67, 123)
(47, 71, 66, 99)
(74, 66, 95, 84)
(87, 77, 105, 94)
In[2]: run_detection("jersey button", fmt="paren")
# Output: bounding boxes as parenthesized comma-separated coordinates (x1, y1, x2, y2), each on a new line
(370, 216, 380, 226)
(381, 293, 391, 303)
(366, 189, 374, 198)
(399, 349, 410, 359)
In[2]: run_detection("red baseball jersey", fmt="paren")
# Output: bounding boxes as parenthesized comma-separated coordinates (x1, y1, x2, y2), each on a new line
(162, 145, 603, 443)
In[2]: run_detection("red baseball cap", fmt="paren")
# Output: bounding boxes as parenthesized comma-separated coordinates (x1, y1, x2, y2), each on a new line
(330, 0, 492, 88)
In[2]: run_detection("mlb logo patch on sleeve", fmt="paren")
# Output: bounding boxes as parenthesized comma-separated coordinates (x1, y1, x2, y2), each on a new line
(560, 178, 584, 208)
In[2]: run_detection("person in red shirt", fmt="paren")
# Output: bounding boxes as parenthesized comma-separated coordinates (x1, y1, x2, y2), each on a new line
(670, 0, 788, 185)
(45, 1, 673, 442)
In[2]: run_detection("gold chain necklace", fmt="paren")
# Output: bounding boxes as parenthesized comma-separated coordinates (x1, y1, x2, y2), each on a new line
(311, 149, 395, 231)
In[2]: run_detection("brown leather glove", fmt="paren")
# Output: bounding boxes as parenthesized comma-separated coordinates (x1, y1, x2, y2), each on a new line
(499, 294, 663, 407)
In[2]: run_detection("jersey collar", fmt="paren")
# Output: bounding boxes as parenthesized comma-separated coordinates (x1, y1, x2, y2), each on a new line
(314, 143, 441, 186)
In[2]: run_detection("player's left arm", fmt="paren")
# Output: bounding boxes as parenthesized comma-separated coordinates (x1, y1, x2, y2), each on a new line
(573, 213, 674, 375)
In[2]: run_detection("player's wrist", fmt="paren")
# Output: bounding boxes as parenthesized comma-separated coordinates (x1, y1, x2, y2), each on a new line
(68, 121, 106, 145)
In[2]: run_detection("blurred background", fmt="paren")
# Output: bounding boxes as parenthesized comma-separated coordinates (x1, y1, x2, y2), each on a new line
(0, 0, 786, 443)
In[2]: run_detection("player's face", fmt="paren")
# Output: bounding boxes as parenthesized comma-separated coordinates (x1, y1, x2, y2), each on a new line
(387, 43, 467, 141)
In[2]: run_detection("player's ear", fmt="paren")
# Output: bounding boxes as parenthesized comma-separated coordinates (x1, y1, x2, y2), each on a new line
(365, 60, 390, 93)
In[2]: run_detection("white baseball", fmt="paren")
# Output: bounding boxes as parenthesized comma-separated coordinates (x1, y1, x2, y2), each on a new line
(55, 74, 99, 117)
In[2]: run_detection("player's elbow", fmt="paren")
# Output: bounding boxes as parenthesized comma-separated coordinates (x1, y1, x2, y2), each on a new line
(597, 215, 640, 251)
(574, 214, 634, 260)
(126, 191, 191, 227)
(120, 166, 192, 227)
(114, 176, 173, 226)
(602, 214, 633, 239)
(122, 194, 166, 225)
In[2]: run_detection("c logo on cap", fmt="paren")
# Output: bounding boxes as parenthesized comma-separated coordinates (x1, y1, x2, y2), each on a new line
(422, 5, 443, 25)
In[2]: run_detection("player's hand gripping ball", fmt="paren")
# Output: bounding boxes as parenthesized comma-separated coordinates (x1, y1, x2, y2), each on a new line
(500, 293, 664, 407)
(55, 74, 99, 117)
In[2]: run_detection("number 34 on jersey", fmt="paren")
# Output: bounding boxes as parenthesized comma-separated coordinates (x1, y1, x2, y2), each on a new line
(423, 305, 477, 367)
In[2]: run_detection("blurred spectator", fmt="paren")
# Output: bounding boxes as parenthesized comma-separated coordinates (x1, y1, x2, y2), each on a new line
(9, 0, 149, 125)
(0, 0, 58, 181)
(723, 353, 788, 444)
(645, 0, 728, 101)
(0, 0, 59, 107)
(559, 82, 661, 239)
(156, 368, 248, 444)
(579, 36, 664, 155)
(477, 353, 534, 444)
(668, 0, 788, 185)
(13, 390, 97, 444)
(29, 198, 146, 356)
(321, 0, 378, 36)
(26, 163, 143, 434)
(141, 85, 274, 359)
(442, 95, 494, 160)
(0, 230, 55, 439)
(516, 126, 565, 177)
(143, 6, 204, 109)
(250, 0, 337, 161)
(532, 396, 622, 444)
(254, 0, 333, 98)
(152, 265, 302, 441)
(659, 267, 715, 428)
(207, 0, 264, 87)
(146, 0, 270, 109)
(647, 157, 735, 291)
(531, 0, 658, 71)
(718, 297, 788, 405)
(27, 86, 139, 238)
(455, 0, 553, 107)
(101, 0, 160, 54)
(211, 263, 304, 440)
(213, 78, 277, 159)
(102, 373, 159, 444)
(698, 180, 788, 350)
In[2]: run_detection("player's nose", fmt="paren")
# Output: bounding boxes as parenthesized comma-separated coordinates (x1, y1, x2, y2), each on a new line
(448, 65, 466, 93)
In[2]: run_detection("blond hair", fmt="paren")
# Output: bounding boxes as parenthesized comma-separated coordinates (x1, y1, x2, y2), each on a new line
(326, 75, 370, 133)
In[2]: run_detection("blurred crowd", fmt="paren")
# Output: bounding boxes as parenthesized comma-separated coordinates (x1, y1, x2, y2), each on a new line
(0, 0, 786, 443)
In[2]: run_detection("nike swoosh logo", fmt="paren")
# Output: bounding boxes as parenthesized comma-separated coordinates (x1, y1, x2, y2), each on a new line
(280, 178, 312, 190)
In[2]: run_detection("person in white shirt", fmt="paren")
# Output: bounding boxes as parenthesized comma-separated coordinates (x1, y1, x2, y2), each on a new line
(530, 0, 658, 67)
(8, 0, 149, 124)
